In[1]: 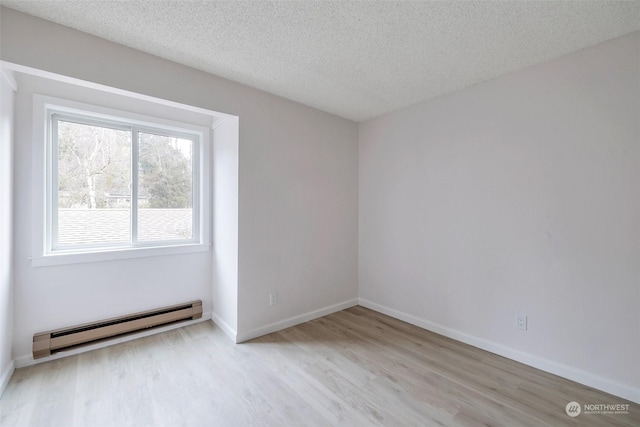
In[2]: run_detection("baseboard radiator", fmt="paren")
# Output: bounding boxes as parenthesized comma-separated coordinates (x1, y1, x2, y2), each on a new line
(33, 300, 202, 359)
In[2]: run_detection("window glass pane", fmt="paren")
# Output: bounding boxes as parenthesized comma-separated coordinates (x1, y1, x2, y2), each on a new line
(138, 132, 193, 241)
(56, 120, 131, 247)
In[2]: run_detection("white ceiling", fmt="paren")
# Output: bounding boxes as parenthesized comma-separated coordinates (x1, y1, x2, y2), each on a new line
(2, 1, 639, 122)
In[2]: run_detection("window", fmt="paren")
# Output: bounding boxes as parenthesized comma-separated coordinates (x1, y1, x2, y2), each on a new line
(44, 103, 204, 255)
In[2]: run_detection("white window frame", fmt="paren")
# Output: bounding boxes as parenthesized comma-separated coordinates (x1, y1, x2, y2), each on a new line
(32, 95, 211, 266)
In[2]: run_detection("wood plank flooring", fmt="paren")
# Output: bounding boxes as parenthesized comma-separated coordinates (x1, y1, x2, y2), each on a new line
(1, 306, 638, 426)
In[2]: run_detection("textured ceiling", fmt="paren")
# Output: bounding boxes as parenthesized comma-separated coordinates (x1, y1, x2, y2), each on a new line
(2, 1, 639, 122)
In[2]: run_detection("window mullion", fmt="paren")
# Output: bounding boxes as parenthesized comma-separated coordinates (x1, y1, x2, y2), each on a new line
(192, 136, 200, 242)
(131, 127, 139, 245)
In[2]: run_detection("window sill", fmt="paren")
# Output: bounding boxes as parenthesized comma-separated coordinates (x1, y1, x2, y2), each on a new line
(31, 243, 211, 267)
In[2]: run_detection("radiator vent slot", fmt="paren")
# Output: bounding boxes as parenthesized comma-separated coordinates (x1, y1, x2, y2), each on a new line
(33, 300, 202, 359)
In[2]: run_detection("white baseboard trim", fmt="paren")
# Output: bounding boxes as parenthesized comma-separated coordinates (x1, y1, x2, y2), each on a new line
(212, 312, 237, 342)
(14, 311, 212, 369)
(0, 360, 15, 399)
(236, 298, 359, 343)
(358, 298, 640, 404)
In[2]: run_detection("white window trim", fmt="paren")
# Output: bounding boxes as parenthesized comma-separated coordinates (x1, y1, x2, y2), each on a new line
(31, 94, 212, 267)
(48, 110, 201, 251)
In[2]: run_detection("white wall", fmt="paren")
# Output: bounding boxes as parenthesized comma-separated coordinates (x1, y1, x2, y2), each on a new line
(236, 98, 359, 340)
(212, 117, 239, 338)
(1, 8, 359, 354)
(0, 68, 16, 395)
(359, 32, 640, 402)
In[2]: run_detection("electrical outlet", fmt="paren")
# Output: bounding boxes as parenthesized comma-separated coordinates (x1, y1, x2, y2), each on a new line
(516, 314, 527, 331)
(269, 292, 278, 306)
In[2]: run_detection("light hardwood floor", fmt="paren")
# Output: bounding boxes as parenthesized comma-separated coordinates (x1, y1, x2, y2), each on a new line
(1, 306, 638, 426)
